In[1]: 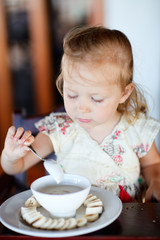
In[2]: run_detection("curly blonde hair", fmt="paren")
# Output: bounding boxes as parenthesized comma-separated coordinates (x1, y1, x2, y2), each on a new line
(56, 26, 148, 124)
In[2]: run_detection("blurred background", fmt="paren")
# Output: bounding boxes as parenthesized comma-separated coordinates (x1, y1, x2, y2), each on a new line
(0, 0, 103, 161)
(0, 0, 160, 186)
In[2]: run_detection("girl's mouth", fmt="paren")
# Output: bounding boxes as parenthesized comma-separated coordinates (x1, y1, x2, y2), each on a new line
(78, 118, 91, 123)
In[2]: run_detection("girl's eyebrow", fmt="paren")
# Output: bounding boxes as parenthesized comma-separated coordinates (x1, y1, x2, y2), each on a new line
(64, 86, 77, 93)
(64, 83, 108, 96)
(66, 87, 106, 97)
(90, 92, 107, 97)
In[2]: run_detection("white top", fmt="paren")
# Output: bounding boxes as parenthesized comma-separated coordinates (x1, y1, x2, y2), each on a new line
(35, 112, 160, 201)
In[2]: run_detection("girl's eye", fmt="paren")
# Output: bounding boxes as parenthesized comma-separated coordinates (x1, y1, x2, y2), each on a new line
(91, 97, 104, 103)
(67, 94, 78, 99)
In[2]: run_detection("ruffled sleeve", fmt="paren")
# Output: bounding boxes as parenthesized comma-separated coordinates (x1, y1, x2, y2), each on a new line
(35, 112, 72, 134)
(126, 113, 160, 158)
(34, 112, 73, 154)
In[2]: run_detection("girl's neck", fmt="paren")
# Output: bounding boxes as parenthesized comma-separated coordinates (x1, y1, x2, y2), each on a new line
(87, 112, 122, 144)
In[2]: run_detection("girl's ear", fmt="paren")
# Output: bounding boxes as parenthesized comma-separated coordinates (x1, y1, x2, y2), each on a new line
(119, 83, 134, 104)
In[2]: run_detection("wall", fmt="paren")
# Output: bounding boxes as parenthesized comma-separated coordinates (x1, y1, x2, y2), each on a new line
(104, 0, 160, 150)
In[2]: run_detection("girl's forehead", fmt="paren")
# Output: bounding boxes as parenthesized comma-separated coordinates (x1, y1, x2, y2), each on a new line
(63, 60, 120, 87)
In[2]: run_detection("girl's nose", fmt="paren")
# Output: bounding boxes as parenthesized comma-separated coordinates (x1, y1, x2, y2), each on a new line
(78, 105, 90, 113)
(77, 100, 90, 113)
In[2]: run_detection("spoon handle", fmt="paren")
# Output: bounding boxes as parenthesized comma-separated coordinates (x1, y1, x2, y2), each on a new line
(28, 145, 45, 161)
(29, 146, 64, 183)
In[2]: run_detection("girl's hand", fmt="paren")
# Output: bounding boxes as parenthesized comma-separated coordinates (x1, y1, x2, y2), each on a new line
(145, 178, 160, 202)
(141, 142, 160, 202)
(3, 126, 34, 163)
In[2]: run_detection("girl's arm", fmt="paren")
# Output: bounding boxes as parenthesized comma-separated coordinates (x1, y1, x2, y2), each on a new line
(0, 126, 54, 175)
(140, 141, 160, 202)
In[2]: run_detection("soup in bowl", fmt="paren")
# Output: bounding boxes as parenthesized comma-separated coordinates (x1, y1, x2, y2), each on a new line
(31, 174, 91, 218)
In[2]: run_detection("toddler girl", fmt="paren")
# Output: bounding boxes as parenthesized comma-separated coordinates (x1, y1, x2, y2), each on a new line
(1, 26, 160, 202)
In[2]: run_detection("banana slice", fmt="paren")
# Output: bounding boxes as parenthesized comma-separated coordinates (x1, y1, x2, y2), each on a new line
(48, 219, 58, 229)
(84, 195, 98, 206)
(22, 210, 38, 221)
(86, 213, 99, 222)
(76, 216, 87, 227)
(60, 219, 70, 230)
(86, 206, 103, 215)
(84, 194, 93, 202)
(40, 218, 54, 229)
(25, 195, 40, 207)
(21, 207, 42, 224)
(84, 194, 104, 216)
(67, 218, 77, 229)
(54, 218, 65, 230)
(21, 206, 36, 215)
(86, 199, 103, 207)
(32, 216, 47, 228)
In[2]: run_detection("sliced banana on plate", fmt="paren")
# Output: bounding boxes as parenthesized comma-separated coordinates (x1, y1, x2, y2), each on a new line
(85, 194, 103, 216)
(21, 193, 104, 230)
(85, 213, 99, 222)
(25, 195, 40, 207)
(67, 218, 77, 229)
(84, 194, 97, 206)
(76, 216, 87, 227)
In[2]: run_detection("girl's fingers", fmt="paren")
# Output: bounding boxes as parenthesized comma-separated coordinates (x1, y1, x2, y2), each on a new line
(23, 135, 35, 146)
(7, 126, 16, 138)
(20, 130, 32, 143)
(6, 126, 34, 147)
(14, 127, 25, 141)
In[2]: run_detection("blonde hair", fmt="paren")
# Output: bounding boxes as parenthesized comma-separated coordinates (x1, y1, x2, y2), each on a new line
(56, 26, 148, 124)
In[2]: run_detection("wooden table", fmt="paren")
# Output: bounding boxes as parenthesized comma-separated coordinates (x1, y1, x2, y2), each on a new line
(0, 202, 160, 239)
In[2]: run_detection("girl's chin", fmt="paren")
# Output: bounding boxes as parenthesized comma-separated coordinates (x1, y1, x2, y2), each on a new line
(77, 122, 94, 130)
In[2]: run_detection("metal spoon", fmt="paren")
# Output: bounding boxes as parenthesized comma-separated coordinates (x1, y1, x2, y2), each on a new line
(28, 145, 64, 183)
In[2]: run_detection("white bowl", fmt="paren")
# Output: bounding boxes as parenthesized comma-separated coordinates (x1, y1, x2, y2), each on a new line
(31, 174, 91, 218)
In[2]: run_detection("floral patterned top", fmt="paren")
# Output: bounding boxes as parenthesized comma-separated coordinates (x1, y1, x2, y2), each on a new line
(35, 112, 160, 202)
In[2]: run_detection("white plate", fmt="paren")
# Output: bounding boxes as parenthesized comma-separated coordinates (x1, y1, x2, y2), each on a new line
(0, 187, 122, 238)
